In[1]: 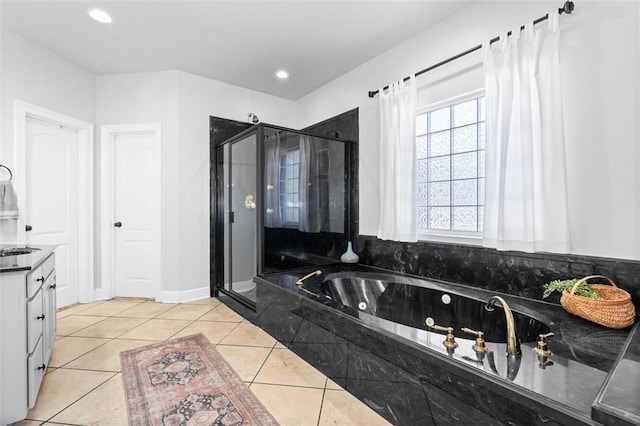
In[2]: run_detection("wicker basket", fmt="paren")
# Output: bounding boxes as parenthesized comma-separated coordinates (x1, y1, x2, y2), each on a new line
(560, 275, 636, 329)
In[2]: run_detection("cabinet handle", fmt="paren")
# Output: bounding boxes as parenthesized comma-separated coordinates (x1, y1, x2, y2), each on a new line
(36, 314, 45, 320)
(49, 284, 57, 289)
(114, 221, 122, 228)
(37, 364, 46, 371)
(25, 225, 33, 232)
(36, 277, 44, 282)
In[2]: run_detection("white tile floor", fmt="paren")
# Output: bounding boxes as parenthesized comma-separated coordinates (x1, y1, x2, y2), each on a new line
(17, 298, 391, 426)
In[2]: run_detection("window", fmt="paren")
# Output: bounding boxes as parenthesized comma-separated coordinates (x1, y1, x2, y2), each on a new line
(279, 148, 300, 225)
(416, 93, 485, 239)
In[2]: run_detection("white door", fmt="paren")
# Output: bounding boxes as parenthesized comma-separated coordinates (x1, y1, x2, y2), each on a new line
(25, 117, 80, 308)
(113, 132, 161, 298)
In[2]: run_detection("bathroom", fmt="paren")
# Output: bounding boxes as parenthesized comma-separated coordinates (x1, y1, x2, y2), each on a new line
(1, 1, 639, 425)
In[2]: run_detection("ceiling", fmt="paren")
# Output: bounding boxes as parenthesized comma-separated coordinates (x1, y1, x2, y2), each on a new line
(2, 1, 474, 100)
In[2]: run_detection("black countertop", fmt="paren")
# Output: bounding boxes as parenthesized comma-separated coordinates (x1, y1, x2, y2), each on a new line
(593, 321, 640, 425)
(0, 245, 56, 273)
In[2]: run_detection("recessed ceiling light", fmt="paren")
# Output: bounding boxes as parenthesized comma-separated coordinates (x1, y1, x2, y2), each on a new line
(276, 70, 289, 80)
(89, 9, 112, 24)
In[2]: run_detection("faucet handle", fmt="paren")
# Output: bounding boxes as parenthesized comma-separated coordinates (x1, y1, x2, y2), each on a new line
(534, 332, 554, 357)
(462, 327, 489, 353)
(425, 318, 458, 349)
(425, 317, 449, 332)
(461, 327, 482, 336)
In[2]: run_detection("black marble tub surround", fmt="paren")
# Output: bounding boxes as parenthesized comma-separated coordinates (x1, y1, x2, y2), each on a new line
(0, 245, 56, 272)
(256, 274, 442, 425)
(263, 227, 348, 271)
(255, 264, 633, 425)
(355, 235, 640, 309)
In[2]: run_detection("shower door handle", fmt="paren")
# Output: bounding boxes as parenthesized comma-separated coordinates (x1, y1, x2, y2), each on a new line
(229, 211, 234, 224)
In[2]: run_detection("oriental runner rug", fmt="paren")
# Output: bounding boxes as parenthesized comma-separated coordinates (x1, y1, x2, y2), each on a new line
(120, 333, 278, 426)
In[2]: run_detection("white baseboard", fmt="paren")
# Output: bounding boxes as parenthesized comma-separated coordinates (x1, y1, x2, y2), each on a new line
(78, 294, 94, 304)
(91, 288, 110, 302)
(161, 286, 211, 303)
(87, 286, 211, 304)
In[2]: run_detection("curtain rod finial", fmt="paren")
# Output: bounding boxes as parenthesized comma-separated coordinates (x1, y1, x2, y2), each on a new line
(368, 91, 377, 98)
(560, 0, 574, 15)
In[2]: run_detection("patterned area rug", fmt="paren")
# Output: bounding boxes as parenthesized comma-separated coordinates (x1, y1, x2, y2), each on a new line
(120, 333, 279, 426)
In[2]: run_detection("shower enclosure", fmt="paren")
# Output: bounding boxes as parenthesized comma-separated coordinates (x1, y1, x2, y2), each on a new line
(210, 122, 357, 310)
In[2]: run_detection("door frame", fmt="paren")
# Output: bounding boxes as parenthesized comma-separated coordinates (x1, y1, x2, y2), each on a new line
(210, 124, 263, 311)
(14, 100, 94, 304)
(99, 123, 162, 301)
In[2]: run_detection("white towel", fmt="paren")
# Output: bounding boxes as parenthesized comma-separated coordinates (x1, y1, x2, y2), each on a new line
(0, 181, 19, 219)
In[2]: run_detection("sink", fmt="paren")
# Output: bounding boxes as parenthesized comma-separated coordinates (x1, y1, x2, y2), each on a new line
(0, 247, 40, 257)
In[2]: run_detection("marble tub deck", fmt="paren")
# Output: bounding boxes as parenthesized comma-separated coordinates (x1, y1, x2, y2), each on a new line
(254, 264, 639, 426)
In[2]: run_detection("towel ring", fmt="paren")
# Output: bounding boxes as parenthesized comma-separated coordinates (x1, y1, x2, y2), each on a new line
(0, 164, 13, 181)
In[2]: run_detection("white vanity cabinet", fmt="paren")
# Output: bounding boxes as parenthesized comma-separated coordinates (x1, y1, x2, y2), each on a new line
(25, 253, 56, 408)
(42, 260, 57, 365)
(0, 251, 56, 425)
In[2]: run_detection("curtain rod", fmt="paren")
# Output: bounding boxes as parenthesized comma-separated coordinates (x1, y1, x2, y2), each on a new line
(368, 0, 575, 98)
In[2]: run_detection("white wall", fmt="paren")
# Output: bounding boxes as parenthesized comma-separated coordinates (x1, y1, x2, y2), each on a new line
(175, 71, 297, 293)
(97, 70, 297, 296)
(0, 26, 298, 298)
(96, 71, 181, 292)
(0, 28, 96, 243)
(1, 29, 298, 298)
(297, 1, 640, 260)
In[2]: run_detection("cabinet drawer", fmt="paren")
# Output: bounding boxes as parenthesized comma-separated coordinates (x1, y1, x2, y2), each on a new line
(26, 266, 43, 300)
(27, 288, 44, 355)
(41, 254, 55, 281)
(27, 335, 45, 409)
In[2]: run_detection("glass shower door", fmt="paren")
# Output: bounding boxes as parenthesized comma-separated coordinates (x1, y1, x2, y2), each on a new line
(223, 133, 258, 302)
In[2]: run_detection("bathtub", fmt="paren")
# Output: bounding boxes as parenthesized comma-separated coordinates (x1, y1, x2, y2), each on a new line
(255, 264, 630, 425)
(308, 271, 550, 343)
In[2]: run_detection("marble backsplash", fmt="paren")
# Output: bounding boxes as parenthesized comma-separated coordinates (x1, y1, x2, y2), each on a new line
(355, 235, 640, 309)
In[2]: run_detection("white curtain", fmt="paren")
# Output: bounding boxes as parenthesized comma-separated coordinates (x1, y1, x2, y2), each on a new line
(377, 75, 417, 242)
(483, 12, 570, 253)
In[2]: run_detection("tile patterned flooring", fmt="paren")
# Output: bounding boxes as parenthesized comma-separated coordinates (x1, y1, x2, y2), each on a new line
(17, 298, 391, 426)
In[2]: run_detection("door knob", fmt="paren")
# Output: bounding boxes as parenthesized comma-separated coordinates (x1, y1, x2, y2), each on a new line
(25, 225, 33, 232)
(114, 222, 122, 228)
